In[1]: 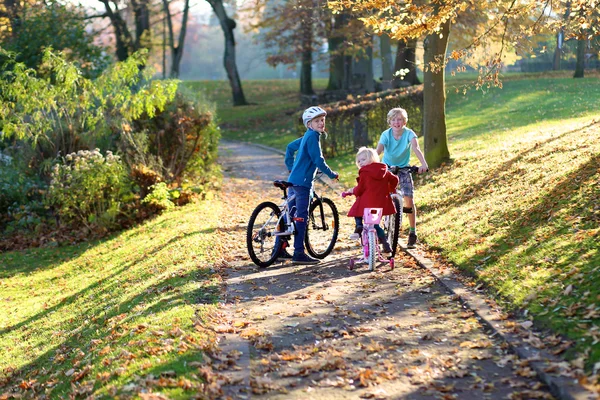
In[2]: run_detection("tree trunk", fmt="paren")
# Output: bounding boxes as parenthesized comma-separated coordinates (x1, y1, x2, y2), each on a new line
(300, 19, 314, 95)
(163, 0, 190, 78)
(343, 54, 352, 90)
(422, 18, 451, 168)
(207, 0, 248, 106)
(100, 0, 135, 61)
(326, 14, 346, 91)
(552, 31, 562, 71)
(393, 39, 420, 87)
(574, 37, 585, 78)
(380, 34, 393, 90)
(131, 0, 151, 51)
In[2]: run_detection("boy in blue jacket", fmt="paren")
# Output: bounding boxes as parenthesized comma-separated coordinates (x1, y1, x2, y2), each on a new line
(284, 106, 338, 265)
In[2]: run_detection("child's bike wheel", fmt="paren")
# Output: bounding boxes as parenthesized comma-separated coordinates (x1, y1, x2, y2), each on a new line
(367, 230, 377, 272)
(389, 258, 395, 270)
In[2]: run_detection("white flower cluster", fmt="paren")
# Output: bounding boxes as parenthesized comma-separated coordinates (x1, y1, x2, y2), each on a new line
(50, 149, 122, 189)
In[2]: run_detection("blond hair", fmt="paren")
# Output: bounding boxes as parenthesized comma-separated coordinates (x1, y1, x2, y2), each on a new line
(387, 107, 408, 125)
(355, 146, 380, 168)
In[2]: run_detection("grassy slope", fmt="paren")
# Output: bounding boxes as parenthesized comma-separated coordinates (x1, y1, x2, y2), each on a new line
(0, 200, 223, 398)
(191, 74, 600, 369)
(420, 75, 600, 368)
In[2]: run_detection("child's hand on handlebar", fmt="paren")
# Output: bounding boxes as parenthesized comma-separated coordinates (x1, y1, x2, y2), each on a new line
(418, 166, 429, 174)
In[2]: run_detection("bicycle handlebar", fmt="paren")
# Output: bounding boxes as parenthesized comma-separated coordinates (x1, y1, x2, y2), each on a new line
(388, 165, 427, 175)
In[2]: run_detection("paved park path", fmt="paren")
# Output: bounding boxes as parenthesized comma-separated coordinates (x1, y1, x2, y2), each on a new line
(211, 140, 595, 400)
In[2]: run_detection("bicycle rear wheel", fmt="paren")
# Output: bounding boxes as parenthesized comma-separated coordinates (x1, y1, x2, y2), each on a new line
(305, 197, 339, 259)
(384, 197, 401, 257)
(247, 201, 283, 268)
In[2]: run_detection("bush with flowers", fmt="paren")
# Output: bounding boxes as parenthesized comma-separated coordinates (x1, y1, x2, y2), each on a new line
(46, 149, 128, 229)
(0, 49, 220, 248)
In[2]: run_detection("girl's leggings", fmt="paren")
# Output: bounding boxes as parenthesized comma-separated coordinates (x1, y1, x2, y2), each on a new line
(355, 217, 385, 239)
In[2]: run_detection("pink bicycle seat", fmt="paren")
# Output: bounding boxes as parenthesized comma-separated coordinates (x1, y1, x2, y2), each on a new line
(363, 208, 383, 224)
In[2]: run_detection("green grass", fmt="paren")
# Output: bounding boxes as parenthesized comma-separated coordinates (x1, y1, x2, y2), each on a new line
(0, 199, 223, 398)
(190, 75, 600, 371)
(417, 75, 600, 367)
(183, 79, 328, 151)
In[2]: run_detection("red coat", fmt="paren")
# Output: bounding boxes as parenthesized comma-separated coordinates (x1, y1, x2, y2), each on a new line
(347, 162, 399, 217)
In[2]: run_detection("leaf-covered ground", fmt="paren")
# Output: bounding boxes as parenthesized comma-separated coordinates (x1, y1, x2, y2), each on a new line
(209, 141, 561, 399)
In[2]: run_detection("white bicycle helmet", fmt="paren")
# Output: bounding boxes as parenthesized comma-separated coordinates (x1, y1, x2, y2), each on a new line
(302, 106, 327, 128)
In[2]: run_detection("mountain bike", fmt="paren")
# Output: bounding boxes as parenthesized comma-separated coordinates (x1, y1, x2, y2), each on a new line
(349, 208, 394, 272)
(382, 165, 420, 257)
(246, 174, 339, 268)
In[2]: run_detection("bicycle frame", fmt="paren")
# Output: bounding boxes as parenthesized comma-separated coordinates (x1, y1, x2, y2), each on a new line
(349, 208, 394, 272)
(246, 173, 340, 267)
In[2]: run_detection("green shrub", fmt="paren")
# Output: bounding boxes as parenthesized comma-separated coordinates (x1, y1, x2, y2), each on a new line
(0, 48, 178, 175)
(141, 182, 175, 211)
(0, 150, 43, 218)
(46, 149, 128, 229)
(130, 89, 221, 194)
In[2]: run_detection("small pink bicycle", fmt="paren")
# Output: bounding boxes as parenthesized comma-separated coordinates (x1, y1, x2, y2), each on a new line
(349, 208, 394, 272)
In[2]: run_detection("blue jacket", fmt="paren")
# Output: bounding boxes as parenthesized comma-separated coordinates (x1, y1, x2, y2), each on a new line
(287, 129, 336, 188)
(285, 137, 301, 172)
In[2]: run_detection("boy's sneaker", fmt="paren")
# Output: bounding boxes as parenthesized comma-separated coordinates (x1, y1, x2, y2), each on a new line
(276, 248, 293, 261)
(292, 253, 320, 265)
(381, 241, 392, 254)
(407, 233, 418, 249)
(349, 226, 363, 240)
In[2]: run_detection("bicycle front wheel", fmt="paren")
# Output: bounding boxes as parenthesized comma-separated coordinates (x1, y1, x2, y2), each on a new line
(367, 230, 377, 271)
(305, 197, 339, 259)
(384, 197, 402, 257)
(247, 201, 283, 268)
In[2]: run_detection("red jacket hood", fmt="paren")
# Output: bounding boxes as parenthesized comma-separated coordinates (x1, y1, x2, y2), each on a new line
(359, 162, 389, 180)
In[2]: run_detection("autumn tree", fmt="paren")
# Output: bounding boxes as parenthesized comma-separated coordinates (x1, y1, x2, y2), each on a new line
(249, 0, 325, 95)
(328, 0, 600, 168)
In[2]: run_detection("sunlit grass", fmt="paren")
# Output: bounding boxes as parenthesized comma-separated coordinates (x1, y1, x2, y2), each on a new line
(0, 200, 223, 397)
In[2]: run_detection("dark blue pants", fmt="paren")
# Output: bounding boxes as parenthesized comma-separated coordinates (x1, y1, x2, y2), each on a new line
(291, 185, 310, 255)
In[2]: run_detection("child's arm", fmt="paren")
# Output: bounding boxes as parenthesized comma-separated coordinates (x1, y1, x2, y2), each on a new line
(307, 133, 337, 179)
(410, 137, 429, 173)
(285, 137, 302, 172)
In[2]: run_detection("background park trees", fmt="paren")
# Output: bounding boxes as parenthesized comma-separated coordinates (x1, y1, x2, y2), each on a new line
(328, 0, 600, 167)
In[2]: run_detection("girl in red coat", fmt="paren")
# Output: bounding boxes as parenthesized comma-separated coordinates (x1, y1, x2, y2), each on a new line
(342, 147, 399, 254)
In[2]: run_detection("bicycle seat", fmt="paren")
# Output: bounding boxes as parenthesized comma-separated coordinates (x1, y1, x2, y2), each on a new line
(273, 180, 293, 189)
